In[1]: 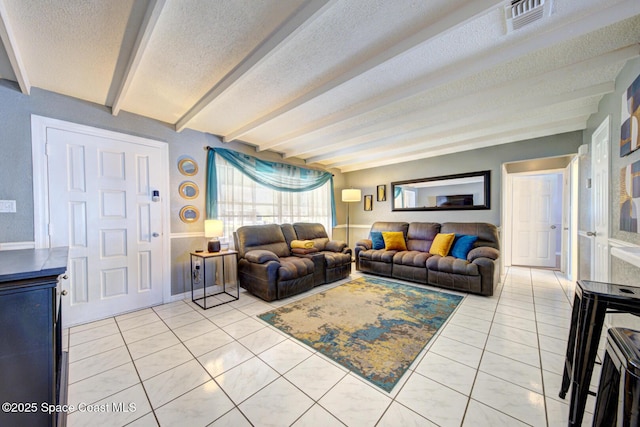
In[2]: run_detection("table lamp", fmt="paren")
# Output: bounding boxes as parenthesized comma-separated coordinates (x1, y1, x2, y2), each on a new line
(204, 219, 224, 252)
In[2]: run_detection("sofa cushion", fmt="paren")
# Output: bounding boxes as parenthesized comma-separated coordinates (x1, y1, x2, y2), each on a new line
(382, 231, 407, 251)
(278, 256, 314, 281)
(441, 222, 499, 250)
(406, 222, 440, 252)
(235, 224, 291, 258)
(451, 234, 478, 259)
(370, 231, 385, 249)
(393, 250, 432, 267)
(429, 233, 455, 256)
(358, 249, 397, 263)
(427, 255, 479, 276)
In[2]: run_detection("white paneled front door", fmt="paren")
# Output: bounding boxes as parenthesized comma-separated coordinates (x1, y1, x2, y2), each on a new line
(512, 173, 560, 267)
(45, 124, 166, 326)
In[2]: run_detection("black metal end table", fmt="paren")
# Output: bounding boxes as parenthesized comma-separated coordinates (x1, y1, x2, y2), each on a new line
(190, 250, 239, 309)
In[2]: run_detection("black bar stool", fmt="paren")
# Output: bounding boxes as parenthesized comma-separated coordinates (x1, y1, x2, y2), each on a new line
(593, 327, 640, 427)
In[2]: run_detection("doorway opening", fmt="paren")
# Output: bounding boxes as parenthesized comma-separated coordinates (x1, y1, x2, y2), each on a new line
(502, 154, 579, 280)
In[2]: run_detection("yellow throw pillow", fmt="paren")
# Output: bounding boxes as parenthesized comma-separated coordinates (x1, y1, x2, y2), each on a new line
(429, 233, 456, 256)
(382, 231, 407, 251)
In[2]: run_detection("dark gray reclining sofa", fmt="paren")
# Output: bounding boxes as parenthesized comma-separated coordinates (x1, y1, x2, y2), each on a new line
(354, 221, 500, 296)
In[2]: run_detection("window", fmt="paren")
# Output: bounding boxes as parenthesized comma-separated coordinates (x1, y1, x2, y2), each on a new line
(215, 156, 332, 236)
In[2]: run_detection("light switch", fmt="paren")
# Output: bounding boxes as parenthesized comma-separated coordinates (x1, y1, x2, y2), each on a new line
(0, 200, 16, 213)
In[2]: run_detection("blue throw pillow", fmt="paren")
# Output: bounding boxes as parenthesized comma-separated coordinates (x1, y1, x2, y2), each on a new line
(451, 234, 478, 259)
(371, 231, 385, 250)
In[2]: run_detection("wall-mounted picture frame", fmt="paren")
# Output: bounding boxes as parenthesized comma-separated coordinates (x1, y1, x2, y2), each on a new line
(377, 184, 386, 202)
(364, 194, 373, 211)
(620, 72, 640, 157)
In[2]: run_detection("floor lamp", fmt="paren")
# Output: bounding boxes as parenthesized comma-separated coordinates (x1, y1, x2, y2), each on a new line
(342, 188, 361, 248)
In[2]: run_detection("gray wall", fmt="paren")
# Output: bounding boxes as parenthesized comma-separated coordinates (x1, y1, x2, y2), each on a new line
(580, 57, 640, 330)
(342, 132, 583, 243)
(0, 79, 343, 295)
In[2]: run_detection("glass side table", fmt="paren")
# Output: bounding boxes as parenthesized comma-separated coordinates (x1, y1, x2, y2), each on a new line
(190, 250, 239, 309)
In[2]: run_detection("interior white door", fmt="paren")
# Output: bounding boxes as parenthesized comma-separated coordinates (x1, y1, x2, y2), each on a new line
(592, 116, 610, 282)
(511, 174, 560, 267)
(561, 164, 570, 274)
(47, 127, 165, 326)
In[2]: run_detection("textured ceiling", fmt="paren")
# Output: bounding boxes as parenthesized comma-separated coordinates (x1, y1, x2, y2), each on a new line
(1, 0, 639, 172)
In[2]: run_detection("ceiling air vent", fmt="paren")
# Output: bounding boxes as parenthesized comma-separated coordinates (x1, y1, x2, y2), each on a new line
(505, 0, 553, 32)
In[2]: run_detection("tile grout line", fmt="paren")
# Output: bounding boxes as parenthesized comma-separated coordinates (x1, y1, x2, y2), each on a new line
(459, 267, 503, 427)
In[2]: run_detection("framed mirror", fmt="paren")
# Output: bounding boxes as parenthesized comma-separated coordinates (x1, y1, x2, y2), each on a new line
(391, 170, 490, 211)
(179, 181, 199, 199)
(179, 205, 200, 223)
(178, 157, 198, 176)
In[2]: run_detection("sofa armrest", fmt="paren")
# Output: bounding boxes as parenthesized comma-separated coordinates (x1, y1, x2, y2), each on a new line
(468, 246, 499, 263)
(325, 240, 347, 252)
(244, 249, 280, 264)
(355, 239, 372, 250)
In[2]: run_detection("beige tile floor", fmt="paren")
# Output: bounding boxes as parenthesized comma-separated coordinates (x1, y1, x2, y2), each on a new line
(64, 267, 596, 427)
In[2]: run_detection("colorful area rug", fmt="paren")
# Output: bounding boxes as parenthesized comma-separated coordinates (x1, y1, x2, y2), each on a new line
(257, 276, 463, 392)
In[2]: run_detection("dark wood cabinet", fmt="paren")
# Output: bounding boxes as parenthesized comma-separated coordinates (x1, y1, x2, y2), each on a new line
(0, 247, 69, 427)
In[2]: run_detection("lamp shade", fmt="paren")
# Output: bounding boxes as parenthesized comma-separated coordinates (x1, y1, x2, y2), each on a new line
(204, 219, 224, 238)
(342, 188, 362, 202)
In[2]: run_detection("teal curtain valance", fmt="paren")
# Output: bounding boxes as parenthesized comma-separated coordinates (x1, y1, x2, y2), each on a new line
(206, 147, 337, 226)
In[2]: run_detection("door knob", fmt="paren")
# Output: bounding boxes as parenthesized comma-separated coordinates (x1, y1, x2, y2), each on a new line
(152, 232, 160, 237)
(550, 225, 557, 229)
(61, 290, 68, 296)
(586, 231, 596, 237)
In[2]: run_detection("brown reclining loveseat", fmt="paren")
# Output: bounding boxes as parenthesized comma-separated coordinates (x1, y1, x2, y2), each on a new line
(234, 223, 351, 301)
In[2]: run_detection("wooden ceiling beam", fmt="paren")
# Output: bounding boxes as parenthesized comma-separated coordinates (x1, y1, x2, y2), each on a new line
(337, 118, 588, 172)
(0, 0, 30, 94)
(272, 0, 640, 153)
(225, 0, 503, 146)
(285, 45, 638, 159)
(301, 80, 614, 164)
(176, 0, 335, 133)
(323, 104, 599, 169)
(111, 0, 166, 116)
